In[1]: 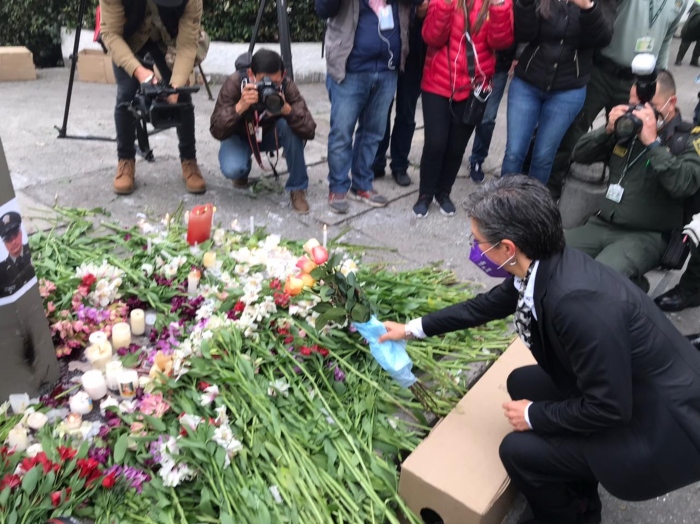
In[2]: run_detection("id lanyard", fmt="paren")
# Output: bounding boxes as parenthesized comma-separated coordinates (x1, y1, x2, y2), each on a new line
(649, 0, 669, 29)
(617, 138, 652, 186)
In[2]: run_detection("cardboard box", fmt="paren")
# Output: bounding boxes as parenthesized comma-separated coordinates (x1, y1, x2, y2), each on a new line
(0, 47, 36, 82)
(399, 339, 536, 524)
(77, 49, 116, 84)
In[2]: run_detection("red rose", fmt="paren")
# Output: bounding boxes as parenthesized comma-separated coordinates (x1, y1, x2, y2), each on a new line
(233, 301, 246, 313)
(81, 274, 97, 288)
(76, 458, 100, 480)
(299, 346, 312, 357)
(198, 381, 211, 391)
(102, 472, 117, 489)
(269, 278, 281, 290)
(57, 446, 78, 461)
(319, 348, 330, 358)
(51, 491, 62, 506)
(0, 474, 21, 491)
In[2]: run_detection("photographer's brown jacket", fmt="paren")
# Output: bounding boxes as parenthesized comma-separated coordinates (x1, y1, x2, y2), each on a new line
(210, 72, 316, 142)
(99, 0, 202, 88)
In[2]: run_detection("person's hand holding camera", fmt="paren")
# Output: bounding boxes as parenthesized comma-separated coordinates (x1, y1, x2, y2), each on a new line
(567, 0, 595, 9)
(632, 103, 659, 146)
(606, 105, 629, 135)
(236, 83, 260, 115)
(134, 66, 158, 85)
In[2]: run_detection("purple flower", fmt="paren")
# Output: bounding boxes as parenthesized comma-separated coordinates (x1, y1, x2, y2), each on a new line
(126, 296, 148, 313)
(124, 233, 132, 241)
(334, 366, 346, 382)
(149, 437, 164, 463)
(89, 446, 110, 465)
(154, 275, 174, 288)
(106, 465, 151, 493)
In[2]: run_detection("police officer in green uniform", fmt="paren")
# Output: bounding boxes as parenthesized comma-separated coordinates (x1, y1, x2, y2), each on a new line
(565, 70, 700, 289)
(548, 0, 689, 199)
(0, 211, 35, 299)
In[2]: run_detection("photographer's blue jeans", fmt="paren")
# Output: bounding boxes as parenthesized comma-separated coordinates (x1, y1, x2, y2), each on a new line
(469, 70, 509, 166)
(502, 76, 586, 185)
(218, 118, 309, 191)
(326, 71, 398, 194)
(113, 41, 196, 161)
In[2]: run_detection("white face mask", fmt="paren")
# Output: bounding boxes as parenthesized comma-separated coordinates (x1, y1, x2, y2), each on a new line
(656, 98, 672, 130)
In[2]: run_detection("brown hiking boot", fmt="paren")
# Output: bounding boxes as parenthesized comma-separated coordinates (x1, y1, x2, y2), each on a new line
(290, 190, 310, 214)
(182, 159, 206, 194)
(113, 158, 136, 195)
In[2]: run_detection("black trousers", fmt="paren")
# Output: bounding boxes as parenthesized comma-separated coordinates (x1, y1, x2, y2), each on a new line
(680, 252, 700, 293)
(499, 365, 601, 524)
(418, 92, 475, 198)
(113, 41, 196, 161)
(676, 39, 700, 64)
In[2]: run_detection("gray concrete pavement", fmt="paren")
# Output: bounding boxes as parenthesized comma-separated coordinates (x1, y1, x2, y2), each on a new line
(2, 38, 700, 524)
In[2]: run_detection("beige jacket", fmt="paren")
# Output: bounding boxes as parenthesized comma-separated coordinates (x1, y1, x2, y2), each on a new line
(99, 0, 202, 88)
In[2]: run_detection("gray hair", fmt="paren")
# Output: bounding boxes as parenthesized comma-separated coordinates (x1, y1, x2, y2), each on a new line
(465, 175, 566, 260)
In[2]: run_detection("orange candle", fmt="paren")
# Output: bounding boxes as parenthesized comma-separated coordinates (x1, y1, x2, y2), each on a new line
(187, 204, 214, 246)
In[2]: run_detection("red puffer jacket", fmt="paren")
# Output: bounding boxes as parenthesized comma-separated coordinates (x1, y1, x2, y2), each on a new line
(421, 0, 514, 102)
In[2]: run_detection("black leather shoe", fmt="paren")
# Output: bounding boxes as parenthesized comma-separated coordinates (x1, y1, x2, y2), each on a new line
(654, 285, 700, 312)
(392, 170, 411, 186)
(372, 167, 386, 179)
(687, 333, 700, 350)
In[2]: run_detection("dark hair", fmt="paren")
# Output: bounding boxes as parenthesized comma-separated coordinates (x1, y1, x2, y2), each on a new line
(250, 49, 285, 75)
(537, 0, 565, 20)
(465, 175, 566, 260)
(657, 69, 676, 96)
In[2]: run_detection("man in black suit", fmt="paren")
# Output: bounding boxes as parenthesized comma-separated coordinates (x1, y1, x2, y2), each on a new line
(0, 211, 35, 298)
(380, 176, 700, 524)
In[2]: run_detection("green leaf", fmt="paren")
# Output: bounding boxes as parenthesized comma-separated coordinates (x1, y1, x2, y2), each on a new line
(76, 439, 90, 459)
(143, 414, 167, 433)
(220, 513, 235, 524)
(351, 303, 370, 323)
(114, 434, 128, 464)
(21, 466, 40, 495)
(37, 471, 55, 496)
(0, 486, 11, 507)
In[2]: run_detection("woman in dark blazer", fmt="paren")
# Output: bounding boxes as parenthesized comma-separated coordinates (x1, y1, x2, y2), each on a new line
(381, 175, 700, 524)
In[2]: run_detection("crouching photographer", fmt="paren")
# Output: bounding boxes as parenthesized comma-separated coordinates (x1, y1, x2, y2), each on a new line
(100, 0, 206, 195)
(565, 61, 700, 291)
(210, 50, 316, 214)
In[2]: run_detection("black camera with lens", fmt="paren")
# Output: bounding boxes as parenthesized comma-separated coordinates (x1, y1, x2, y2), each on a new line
(614, 54, 658, 143)
(255, 76, 285, 115)
(130, 82, 200, 129)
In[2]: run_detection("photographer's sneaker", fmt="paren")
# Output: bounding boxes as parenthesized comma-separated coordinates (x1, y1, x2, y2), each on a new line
(412, 194, 432, 218)
(469, 162, 485, 183)
(328, 192, 350, 214)
(290, 190, 310, 215)
(349, 188, 388, 207)
(434, 193, 456, 217)
(181, 159, 206, 194)
(113, 158, 136, 195)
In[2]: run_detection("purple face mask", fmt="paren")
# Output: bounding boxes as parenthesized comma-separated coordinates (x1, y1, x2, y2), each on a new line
(468, 240, 513, 278)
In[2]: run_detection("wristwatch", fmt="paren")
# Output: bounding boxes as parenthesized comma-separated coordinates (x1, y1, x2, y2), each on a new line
(404, 324, 416, 340)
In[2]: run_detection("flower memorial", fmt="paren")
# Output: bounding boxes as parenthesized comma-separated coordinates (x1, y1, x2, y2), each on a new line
(0, 207, 512, 523)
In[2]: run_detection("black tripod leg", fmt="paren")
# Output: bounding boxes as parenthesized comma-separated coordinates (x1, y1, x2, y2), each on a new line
(198, 64, 214, 101)
(277, 0, 294, 81)
(249, 0, 267, 55)
(135, 119, 154, 162)
(56, 0, 87, 138)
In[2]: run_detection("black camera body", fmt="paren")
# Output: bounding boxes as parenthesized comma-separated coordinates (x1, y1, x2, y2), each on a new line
(614, 54, 657, 143)
(254, 76, 284, 115)
(131, 82, 199, 129)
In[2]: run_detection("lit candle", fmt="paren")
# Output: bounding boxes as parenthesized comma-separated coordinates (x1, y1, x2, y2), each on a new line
(81, 370, 108, 400)
(64, 413, 83, 430)
(7, 426, 28, 452)
(89, 331, 113, 358)
(203, 251, 217, 269)
(8, 393, 30, 414)
(186, 204, 214, 246)
(26, 411, 48, 431)
(85, 342, 112, 371)
(105, 360, 124, 390)
(130, 309, 145, 336)
(323, 224, 328, 249)
(118, 370, 139, 399)
(187, 269, 201, 295)
(112, 322, 131, 350)
(69, 392, 93, 415)
(250, 216, 255, 236)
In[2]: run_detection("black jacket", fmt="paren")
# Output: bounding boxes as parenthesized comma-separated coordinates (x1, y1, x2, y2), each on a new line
(513, 0, 614, 91)
(422, 247, 700, 501)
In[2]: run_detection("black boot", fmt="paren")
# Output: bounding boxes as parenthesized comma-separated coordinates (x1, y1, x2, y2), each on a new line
(687, 333, 700, 350)
(654, 284, 700, 312)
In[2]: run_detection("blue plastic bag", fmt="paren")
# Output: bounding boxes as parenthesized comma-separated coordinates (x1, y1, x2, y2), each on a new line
(352, 316, 417, 388)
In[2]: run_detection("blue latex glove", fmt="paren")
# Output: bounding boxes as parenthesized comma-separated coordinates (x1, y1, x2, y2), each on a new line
(352, 316, 418, 388)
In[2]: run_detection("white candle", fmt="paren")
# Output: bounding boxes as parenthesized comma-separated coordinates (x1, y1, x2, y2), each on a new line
(105, 360, 124, 390)
(112, 322, 131, 350)
(8, 393, 30, 414)
(203, 251, 217, 269)
(147, 238, 152, 254)
(85, 342, 112, 371)
(7, 426, 28, 452)
(145, 310, 157, 328)
(130, 309, 145, 336)
(323, 224, 328, 249)
(250, 216, 254, 236)
(69, 392, 93, 415)
(26, 411, 48, 431)
(81, 370, 108, 400)
(187, 269, 201, 295)
(118, 370, 139, 399)
(89, 331, 113, 358)
(64, 413, 83, 430)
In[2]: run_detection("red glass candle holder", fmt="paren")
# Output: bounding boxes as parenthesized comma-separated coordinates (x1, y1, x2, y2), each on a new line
(187, 204, 214, 246)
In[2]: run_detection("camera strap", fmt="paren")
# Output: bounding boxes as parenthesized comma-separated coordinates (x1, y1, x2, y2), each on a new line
(618, 138, 652, 185)
(245, 111, 280, 181)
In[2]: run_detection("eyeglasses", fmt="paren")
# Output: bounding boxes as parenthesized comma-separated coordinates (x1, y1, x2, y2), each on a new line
(468, 234, 499, 250)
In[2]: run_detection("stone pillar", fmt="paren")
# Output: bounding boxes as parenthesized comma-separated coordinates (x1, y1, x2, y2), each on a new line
(0, 137, 59, 401)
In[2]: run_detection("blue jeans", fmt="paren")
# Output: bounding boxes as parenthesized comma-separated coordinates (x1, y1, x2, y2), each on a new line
(502, 76, 586, 185)
(469, 70, 509, 166)
(326, 71, 398, 193)
(217, 118, 308, 191)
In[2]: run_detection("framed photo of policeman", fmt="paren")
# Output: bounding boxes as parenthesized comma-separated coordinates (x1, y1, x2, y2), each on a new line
(0, 198, 37, 306)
